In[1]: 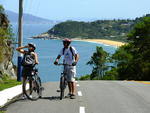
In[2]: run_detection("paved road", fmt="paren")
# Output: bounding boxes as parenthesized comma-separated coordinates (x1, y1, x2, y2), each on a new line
(6, 81, 150, 113)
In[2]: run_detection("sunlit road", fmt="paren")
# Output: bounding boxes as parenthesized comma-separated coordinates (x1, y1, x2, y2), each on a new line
(7, 81, 150, 113)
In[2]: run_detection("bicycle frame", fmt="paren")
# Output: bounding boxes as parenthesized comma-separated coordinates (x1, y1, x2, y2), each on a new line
(23, 67, 42, 100)
(57, 63, 72, 100)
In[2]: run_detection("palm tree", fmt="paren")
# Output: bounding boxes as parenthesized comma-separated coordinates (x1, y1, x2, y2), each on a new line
(87, 46, 109, 79)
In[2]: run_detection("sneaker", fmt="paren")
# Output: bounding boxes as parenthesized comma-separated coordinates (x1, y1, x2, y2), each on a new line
(65, 93, 72, 98)
(70, 94, 76, 99)
(21, 95, 27, 100)
(29, 95, 32, 98)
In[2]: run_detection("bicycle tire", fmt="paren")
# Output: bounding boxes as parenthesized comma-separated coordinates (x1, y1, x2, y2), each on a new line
(24, 77, 40, 100)
(37, 77, 42, 98)
(60, 76, 65, 100)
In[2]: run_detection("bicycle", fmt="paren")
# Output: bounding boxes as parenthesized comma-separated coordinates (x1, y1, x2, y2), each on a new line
(56, 63, 72, 100)
(23, 65, 43, 100)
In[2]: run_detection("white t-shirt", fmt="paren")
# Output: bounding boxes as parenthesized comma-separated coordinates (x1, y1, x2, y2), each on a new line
(59, 46, 78, 65)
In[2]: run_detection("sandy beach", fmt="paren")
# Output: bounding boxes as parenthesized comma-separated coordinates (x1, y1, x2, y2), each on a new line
(73, 38, 126, 47)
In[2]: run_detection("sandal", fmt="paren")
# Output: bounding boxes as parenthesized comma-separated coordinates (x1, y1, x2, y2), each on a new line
(70, 94, 76, 99)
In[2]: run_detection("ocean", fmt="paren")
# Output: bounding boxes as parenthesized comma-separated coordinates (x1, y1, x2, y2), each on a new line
(12, 23, 117, 82)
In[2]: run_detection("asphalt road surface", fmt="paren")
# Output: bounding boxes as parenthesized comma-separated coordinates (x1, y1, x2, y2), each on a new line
(6, 81, 150, 113)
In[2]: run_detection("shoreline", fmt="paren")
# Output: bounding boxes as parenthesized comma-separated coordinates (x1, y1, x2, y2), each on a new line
(31, 33, 126, 47)
(73, 38, 126, 47)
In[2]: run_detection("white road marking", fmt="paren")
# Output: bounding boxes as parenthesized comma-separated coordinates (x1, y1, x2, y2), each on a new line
(75, 81, 78, 83)
(80, 107, 85, 113)
(77, 84, 80, 87)
(78, 91, 82, 96)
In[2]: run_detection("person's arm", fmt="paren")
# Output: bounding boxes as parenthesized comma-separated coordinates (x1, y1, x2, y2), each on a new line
(71, 47, 79, 66)
(72, 54, 79, 66)
(75, 54, 79, 63)
(33, 52, 39, 64)
(54, 55, 61, 65)
(16, 45, 28, 54)
(54, 48, 63, 65)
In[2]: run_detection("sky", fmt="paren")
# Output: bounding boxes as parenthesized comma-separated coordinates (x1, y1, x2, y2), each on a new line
(0, 0, 150, 21)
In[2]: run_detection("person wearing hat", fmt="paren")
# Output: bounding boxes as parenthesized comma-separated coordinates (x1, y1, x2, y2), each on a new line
(16, 43, 39, 99)
(54, 38, 79, 99)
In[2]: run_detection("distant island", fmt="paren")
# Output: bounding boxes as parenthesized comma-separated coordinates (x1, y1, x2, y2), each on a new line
(32, 14, 150, 42)
(6, 10, 60, 24)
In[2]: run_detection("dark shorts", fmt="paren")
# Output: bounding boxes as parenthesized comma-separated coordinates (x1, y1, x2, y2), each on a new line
(22, 67, 33, 77)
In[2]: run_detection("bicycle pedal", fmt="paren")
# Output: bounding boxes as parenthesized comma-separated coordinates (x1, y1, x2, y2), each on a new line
(57, 90, 60, 92)
(40, 87, 44, 91)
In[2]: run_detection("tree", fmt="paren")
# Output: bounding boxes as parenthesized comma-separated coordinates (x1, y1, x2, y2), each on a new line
(127, 17, 150, 80)
(111, 17, 150, 80)
(87, 46, 109, 80)
(0, 5, 14, 63)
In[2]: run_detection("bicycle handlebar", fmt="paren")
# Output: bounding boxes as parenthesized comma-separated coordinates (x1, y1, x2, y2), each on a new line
(33, 63, 38, 67)
(56, 63, 73, 66)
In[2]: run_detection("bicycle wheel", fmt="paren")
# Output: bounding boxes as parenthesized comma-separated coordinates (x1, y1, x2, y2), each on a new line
(37, 76, 42, 98)
(60, 76, 65, 100)
(24, 77, 40, 100)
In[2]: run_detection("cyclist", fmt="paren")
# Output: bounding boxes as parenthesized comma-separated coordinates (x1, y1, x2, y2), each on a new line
(16, 43, 39, 99)
(54, 38, 79, 99)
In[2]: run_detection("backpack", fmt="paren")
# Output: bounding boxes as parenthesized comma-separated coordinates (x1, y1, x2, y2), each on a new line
(63, 46, 75, 59)
(21, 52, 35, 67)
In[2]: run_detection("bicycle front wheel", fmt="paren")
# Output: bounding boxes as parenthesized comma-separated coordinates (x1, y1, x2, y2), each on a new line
(60, 76, 65, 100)
(24, 77, 40, 100)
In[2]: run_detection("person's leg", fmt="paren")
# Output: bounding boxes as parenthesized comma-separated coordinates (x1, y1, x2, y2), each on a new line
(70, 81, 76, 99)
(22, 76, 27, 94)
(22, 75, 27, 99)
(71, 81, 76, 95)
(68, 82, 72, 94)
(65, 66, 72, 95)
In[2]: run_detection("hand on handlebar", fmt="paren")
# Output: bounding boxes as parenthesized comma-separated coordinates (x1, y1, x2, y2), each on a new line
(72, 62, 77, 66)
(54, 61, 58, 65)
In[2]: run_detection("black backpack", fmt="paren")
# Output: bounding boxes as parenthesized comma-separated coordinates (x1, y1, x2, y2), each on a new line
(21, 52, 35, 67)
(63, 46, 75, 59)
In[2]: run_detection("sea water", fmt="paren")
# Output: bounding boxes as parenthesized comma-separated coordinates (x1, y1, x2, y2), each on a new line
(12, 23, 117, 82)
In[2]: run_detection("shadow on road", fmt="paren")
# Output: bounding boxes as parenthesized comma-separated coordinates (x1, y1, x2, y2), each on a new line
(41, 96, 61, 100)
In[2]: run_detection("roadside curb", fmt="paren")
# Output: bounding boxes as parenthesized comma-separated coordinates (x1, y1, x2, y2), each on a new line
(125, 80, 150, 85)
(135, 81, 150, 85)
(0, 85, 22, 108)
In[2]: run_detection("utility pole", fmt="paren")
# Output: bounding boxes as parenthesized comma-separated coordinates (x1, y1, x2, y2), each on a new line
(17, 0, 23, 81)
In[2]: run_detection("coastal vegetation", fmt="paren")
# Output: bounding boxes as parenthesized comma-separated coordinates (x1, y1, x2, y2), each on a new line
(79, 16, 150, 80)
(47, 14, 150, 42)
(48, 20, 133, 42)
(0, 74, 21, 91)
(0, 5, 19, 90)
(86, 46, 109, 80)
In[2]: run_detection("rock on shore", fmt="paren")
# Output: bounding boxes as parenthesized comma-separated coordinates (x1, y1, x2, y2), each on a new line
(31, 33, 60, 40)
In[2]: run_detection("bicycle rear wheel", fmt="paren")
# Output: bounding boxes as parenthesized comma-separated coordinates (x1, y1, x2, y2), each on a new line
(24, 77, 40, 100)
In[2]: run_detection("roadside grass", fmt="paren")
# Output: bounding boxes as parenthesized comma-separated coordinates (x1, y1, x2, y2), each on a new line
(0, 74, 22, 91)
(79, 74, 91, 80)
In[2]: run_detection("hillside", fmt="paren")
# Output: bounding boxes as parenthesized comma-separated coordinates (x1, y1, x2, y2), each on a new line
(0, 6, 16, 79)
(5, 10, 60, 24)
(47, 14, 150, 42)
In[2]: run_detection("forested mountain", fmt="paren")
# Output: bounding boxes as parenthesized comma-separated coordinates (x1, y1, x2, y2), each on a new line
(6, 10, 60, 24)
(47, 14, 150, 42)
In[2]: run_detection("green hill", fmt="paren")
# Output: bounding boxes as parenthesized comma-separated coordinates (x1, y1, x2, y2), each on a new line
(47, 14, 150, 42)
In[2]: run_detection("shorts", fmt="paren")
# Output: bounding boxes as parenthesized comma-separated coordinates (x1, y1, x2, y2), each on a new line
(22, 67, 33, 77)
(64, 65, 76, 82)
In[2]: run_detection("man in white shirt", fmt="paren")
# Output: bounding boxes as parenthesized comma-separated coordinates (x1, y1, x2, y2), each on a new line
(54, 38, 79, 99)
